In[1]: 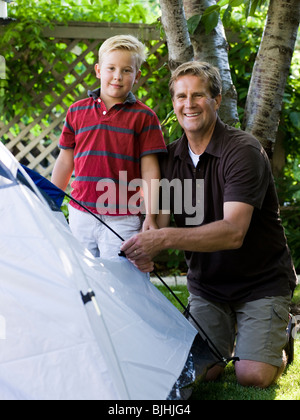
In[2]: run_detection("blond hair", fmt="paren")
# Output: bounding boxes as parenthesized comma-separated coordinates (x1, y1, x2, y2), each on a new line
(98, 35, 148, 72)
(169, 61, 223, 99)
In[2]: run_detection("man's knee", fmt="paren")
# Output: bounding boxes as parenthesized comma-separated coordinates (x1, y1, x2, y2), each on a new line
(235, 360, 281, 389)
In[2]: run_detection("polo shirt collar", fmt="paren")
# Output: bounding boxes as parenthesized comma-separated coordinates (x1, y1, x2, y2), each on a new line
(174, 116, 226, 160)
(87, 88, 136, 105)
(205, 116, 226, 158)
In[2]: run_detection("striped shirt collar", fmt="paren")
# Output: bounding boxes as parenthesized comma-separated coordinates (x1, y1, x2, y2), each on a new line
(87, 88, 137, 105)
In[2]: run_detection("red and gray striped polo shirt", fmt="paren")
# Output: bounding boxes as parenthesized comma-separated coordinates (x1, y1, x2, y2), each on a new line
(59, 89, 167, 215)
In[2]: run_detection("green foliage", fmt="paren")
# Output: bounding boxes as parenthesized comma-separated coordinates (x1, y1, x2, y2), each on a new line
(282, 217, 300, 272)
(138, 43, 173, 135)
(225, 5, 267, 120)
(8, 0, 157, 24)
(277, 159, 300, 206)
(61, 195, 71, 219)
(273, 42, 300, 272)
(0, 0, 157, 120)
(187, 14, 202, 36)
(161, 110, 183, 144)
(186, 0, 269, 37)
(281, 73, 300, 161)
(276, 159, 300, 272)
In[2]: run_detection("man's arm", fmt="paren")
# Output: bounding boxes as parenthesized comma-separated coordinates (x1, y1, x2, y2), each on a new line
(161, 201, 254, 253)
(51, 149, 74, 191)
(121, 201, 254, 272)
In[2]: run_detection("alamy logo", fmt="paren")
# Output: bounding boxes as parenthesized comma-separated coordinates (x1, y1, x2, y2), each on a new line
(95, 171, 205, 226)
(0, 55, 6, 80)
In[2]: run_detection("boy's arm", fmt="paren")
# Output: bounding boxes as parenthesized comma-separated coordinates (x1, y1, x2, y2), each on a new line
(51, 149, 74, 191)
(156, 212, 171, 229)
(141, 154, 161, 231)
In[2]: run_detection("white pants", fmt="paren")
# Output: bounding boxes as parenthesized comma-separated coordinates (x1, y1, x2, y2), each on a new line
(68, 205, 142, 259)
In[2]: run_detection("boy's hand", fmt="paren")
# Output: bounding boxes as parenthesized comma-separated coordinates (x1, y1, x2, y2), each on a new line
(142, 215, 159, 232)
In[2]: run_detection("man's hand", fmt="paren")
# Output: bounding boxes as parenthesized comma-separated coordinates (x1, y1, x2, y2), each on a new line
(121, 229, 164, 273)
(128, 257, 155, 274)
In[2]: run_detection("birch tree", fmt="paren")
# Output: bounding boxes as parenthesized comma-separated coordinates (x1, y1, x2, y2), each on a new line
(159, 0, 239, 125)
(183, 0, 239, 125)
(159, 0, 194, 70)
(243, 0, 300, 157)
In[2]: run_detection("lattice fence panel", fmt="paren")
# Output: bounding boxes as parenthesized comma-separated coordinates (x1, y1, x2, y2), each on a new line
(0, 30, 169, 178)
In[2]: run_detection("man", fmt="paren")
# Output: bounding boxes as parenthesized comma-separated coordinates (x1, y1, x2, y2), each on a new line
(121, 62, 297, 388)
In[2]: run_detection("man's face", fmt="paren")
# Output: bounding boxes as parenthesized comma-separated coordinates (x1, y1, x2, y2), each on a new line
(172, 75, 221, 139)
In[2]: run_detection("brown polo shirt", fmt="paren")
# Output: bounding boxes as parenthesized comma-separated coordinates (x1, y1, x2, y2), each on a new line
(159, 117, 297, 303)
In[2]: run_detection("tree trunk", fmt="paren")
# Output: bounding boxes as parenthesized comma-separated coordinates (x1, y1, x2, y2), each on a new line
(272, 122, 286, 178)
(243, 0, 300, 158)
(183, 0, 239, 126)
(159, 0, 194, 71)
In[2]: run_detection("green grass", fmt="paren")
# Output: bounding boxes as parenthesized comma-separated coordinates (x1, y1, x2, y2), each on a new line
(191, 343, 300, 400)
(292, 284, 300, 307)
(155, 284, 190, 310)
(156, 284, 300, 400)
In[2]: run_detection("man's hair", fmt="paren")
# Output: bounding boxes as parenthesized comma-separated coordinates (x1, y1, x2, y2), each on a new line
(98, 35, 148, 72)
(169, 61, 223, 99)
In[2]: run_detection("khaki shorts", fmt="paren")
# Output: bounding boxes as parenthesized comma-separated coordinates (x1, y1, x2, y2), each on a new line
(188, 293, 291, 368)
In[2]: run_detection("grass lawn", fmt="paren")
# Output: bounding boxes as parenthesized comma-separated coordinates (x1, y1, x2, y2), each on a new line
(156, 284, 300, 400)
(192, 343, 300, 400)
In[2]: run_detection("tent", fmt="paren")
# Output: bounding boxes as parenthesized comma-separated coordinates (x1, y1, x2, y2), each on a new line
(0, 142, 218, 400)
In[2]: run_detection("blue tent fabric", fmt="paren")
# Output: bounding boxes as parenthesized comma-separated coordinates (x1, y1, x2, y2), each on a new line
(0, 160, 17, 189)
(0, 160, 17, 187)
(19, 166, 65, 210)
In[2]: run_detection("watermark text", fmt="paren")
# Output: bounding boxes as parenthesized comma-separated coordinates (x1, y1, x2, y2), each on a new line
(95, 171, 204, 225)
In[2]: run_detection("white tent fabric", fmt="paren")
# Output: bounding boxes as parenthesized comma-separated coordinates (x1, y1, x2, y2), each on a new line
(0, 143, 197, 400)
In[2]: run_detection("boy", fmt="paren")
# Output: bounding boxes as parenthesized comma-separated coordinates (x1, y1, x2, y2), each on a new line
(52, 35, 167, 259)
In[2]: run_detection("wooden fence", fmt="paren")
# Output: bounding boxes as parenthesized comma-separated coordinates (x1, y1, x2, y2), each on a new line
(0, 22, 170, 177)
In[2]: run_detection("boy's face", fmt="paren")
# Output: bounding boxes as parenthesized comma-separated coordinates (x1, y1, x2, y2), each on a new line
(95, 50, 141, 107)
